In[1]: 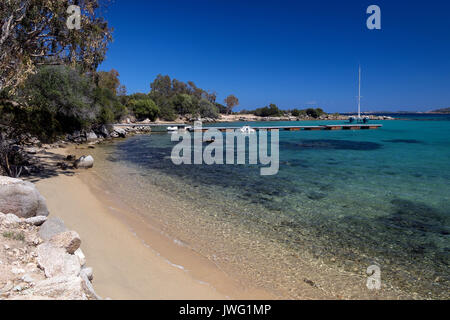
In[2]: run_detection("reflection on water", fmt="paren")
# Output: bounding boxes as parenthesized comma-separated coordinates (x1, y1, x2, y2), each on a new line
(88, 119, 449, 299)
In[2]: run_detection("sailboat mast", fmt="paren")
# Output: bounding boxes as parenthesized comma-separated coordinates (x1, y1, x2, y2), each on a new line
(358, 66, 361, 118)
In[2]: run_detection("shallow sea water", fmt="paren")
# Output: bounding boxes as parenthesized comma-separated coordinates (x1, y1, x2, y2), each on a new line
(88, 116, 449, 299)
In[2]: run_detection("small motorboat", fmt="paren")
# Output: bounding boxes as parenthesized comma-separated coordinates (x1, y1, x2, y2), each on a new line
(239, 126, 256, 134)
(167, 126, 179, 132)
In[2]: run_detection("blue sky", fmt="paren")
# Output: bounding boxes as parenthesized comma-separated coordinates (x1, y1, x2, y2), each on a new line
(98, 0, 450, 112)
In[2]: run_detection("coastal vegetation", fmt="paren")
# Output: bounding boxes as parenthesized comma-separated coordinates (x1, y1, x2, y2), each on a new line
(0, 0, 328, 178)
(238, 104, 326, 119)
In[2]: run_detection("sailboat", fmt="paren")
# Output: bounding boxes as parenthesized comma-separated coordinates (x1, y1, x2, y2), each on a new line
(349, 66, 370, 124)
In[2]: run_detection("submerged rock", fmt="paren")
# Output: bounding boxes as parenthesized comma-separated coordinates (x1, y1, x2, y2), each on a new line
(0, 176, 49, 218)
(307, 191, 327, 200)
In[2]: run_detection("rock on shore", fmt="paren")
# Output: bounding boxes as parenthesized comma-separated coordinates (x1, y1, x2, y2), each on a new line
(73, 156, 94, 169)
(0, 177, 100, 300)
(0, 176, 49, 218)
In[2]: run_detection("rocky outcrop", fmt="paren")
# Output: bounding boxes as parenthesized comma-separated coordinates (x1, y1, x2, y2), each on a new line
(16, 276, 87, 300)
(0, 178, 100, 300)
(0, 176, 49, 218)
(36, 243, 81, 278)
(0, 212, 100, 300)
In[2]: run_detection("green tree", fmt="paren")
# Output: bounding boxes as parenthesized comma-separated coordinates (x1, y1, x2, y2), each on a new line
(291, 109, 301, 117)
(198, 99, 219, 119)
(224, 95, 239, 114)
(97, 69, 121, 95)
(172, 94, 195, 115)
(253, 104, 281, 117)
(94, 87, 128, 124)
(0, 66, 98, 142)
(306, 108, 319, 118)
(0, 0, 112, 92)
(19, 66, 98, 130)
(129, 99, 160, 121)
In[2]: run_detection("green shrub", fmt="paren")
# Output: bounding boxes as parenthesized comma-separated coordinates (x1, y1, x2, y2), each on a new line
(253, 104, 282, 117)
(129, 99, 160, 121)
(20, 66, 98, 128)
(94, 87, 127, 124)
(2, 231, 25, 241)
(172, 94, 195, 115)
(305, 108, 319, 118)
(198, 99, 219, 119)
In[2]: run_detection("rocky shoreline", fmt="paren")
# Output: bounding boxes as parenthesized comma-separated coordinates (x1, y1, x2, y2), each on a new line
(213, 113, 394, 123)
(0, 176, 100, 300)
(2, 112, 395, 178)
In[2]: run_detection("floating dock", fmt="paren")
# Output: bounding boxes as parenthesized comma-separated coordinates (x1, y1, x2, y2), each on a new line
(188, 124, 382, 132)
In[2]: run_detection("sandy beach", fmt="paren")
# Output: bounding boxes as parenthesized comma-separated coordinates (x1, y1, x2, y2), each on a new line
(32, 148, 274, 300)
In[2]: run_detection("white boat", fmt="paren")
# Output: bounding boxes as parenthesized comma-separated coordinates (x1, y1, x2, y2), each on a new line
(167, 126, 179, 132)
(239, 126, 256, 134)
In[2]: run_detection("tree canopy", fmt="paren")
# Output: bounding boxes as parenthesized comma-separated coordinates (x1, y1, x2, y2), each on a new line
(224, 95, 239, 114)
(148, 74, 222, 120)
(0, 0, 112, 91)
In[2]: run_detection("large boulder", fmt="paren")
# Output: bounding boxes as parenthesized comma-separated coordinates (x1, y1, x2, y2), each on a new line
(85, 131, 98, 142)
(73, 155, 94, 169)
(36, 243, 81, 278)
(111, 127, 126, 138)
(0, 176, 49, 218)
(18, 276, 87, 300)
(98, 125, 110, 138)
(38, 217, 68, 241)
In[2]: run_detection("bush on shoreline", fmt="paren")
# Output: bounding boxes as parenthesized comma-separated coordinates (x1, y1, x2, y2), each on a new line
(0, 66, 130, 143)
(128, 98, 160, 121)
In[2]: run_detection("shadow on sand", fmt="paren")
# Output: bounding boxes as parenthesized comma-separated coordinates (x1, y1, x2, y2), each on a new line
(21, 149, 76, 184)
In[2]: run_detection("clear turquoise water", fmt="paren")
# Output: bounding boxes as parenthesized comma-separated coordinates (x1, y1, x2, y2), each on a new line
(97, 115, 449, 298)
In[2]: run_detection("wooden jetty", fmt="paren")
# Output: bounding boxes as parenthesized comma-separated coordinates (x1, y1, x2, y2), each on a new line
(113, 123, 382, 133)
(188, 124, 382, 132)
(113, 123, 189, 132)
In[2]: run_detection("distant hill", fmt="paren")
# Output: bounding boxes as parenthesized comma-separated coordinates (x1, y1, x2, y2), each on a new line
(430, 107, 450, 113)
